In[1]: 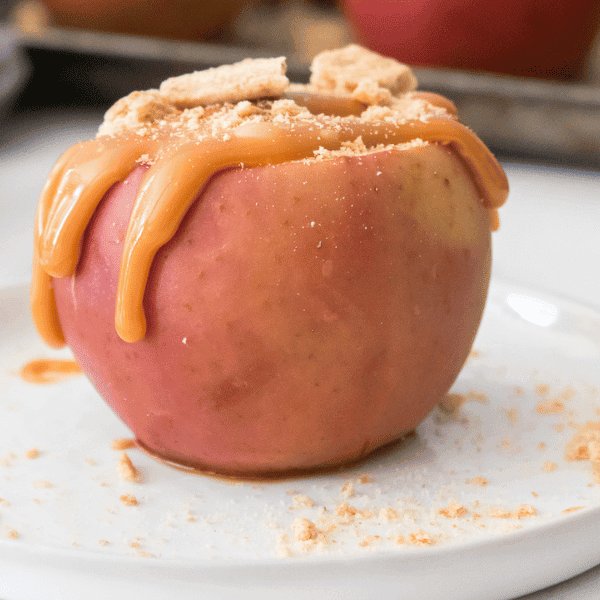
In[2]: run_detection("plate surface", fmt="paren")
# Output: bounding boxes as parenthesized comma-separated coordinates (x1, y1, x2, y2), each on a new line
(0, 279, 599, 600)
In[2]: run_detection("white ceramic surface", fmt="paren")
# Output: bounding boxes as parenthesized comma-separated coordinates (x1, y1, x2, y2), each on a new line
(1, 278, 600, 600)
(0, 115, 599, 599)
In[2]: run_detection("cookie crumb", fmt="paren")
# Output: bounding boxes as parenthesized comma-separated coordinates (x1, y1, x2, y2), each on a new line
(514, 504, 537, 519)
(378, 507, 399, 522)
(562, 506, 584, 513)
(466, 390, 489, 404)
(488, 504, 537, 519)
(111, 438, 136, 450)
(291, 517, 318, 542)
(24, 448, 39, 459)
(0, 453, 17, 467)
(341, 481, 355, 498)
(7, 530, 18, 539)
(438, 393, 465, 414)
(565, 422, 600, 482)
(160, 57, 288, 109)
(543, 461, 558, 472)
(536, 400, 564, 414)
(99, 539, 110, 546)
(408, 529, 437, 546)
(466, 476, 488, 486)
(292, 494, 314, 509)
(309, 44, 417, 98)
(32, 480, 52, 489)
(97, 90, 177, 137)
(120, 494, 139, 506)
(438, 502, 468, 518)
(358, 534, 377, 547)
(334, 502, 357, 524)
(117, 452, 141, 483)
(357, 474, 373, 484)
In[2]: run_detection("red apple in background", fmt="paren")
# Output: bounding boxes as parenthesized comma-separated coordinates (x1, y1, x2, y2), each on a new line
(342, 0, 600, 79)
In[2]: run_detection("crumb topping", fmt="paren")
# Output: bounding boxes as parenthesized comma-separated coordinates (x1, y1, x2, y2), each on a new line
(96, 44, 441, 161)
(309, 44, 417, 99)
(160, 57, 288, 109)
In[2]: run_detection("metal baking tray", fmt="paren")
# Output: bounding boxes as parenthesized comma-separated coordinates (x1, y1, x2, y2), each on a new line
(12, 25, 600, 168)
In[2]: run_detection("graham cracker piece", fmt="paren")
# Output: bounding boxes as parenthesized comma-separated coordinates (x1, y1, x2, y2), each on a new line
(98, 90, 177, 137)
(159, 57, 289, 109)
(309, 44, 417, 99)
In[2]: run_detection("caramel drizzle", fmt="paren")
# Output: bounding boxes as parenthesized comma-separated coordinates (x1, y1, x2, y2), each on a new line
(32, 108, 508, 348)
(19, 358, 82, 384)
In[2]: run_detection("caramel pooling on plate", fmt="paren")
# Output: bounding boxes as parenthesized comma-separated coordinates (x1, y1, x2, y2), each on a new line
(31, 46, 508, 347)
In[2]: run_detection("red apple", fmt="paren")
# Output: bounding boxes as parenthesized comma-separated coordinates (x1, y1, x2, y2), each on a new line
(51, 141, 492, 476)
(342, 0, 600, 79)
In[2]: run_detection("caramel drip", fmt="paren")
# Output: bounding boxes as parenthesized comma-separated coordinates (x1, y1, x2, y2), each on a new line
(32, 111, 508, 347)
(19, 358, 82, 384)
(283, 91, 366, 116)
(283, 90, 458, 118)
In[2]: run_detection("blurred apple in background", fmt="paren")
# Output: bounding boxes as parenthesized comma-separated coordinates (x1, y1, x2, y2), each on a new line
(342, 0, 600, 79)
(38, 0, 250, 40)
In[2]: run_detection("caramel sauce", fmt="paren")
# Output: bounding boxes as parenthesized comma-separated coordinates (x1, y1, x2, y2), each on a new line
(135, 432, 414, 483)
(19, 358, 82, 384)
(32, 95, 508, 347)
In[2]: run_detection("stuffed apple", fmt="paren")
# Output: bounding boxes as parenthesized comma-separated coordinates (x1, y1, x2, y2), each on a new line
(32, 46, 508, 476)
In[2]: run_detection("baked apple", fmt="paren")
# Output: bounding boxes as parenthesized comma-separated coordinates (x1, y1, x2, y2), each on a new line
(31, 46, 508, 476)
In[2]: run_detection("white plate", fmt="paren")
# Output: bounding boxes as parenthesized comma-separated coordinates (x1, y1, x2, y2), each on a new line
(0, 279, 599, 600)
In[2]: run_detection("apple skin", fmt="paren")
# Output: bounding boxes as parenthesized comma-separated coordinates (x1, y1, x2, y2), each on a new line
(52, 143, 491, 476)
(342, 0, 600, 80)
